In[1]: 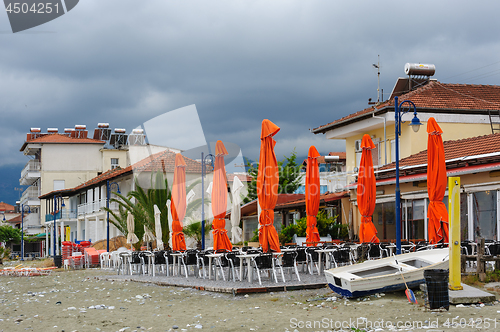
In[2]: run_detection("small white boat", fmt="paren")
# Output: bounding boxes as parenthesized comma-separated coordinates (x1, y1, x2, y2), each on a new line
(325, 248, 449, 298)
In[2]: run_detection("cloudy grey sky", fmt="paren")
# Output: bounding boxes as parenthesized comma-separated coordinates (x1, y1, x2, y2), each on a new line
(2, 0, 500, 168)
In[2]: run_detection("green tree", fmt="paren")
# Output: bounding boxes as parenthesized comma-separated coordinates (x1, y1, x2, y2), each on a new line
(243, 149, 303, 204)
(183, 221, 212, 249)
(278, 211, 345, 245)
(0, 225, 21, 244)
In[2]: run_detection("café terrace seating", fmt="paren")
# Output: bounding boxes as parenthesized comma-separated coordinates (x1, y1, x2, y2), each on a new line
(103, 239, 448, 284)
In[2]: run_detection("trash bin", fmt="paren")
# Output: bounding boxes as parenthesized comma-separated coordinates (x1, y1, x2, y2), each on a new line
(424, 269, 449, 310)
(54, 255, 63, 268)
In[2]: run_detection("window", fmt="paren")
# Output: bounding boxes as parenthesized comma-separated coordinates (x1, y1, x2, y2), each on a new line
(472, 190, 498, 241)
(111, 158, 119, 169)
(391, 139, 396, 163)
(53, 180, 65, 191)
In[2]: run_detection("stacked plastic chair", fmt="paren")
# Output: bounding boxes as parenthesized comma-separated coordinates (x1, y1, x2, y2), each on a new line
(62, 241, 73, 261)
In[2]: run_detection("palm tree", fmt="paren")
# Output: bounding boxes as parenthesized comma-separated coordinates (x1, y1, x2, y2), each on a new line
(104, 171, 170, 250)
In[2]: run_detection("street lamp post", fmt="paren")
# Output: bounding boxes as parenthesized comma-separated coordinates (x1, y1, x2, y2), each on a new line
(394, 96, 422, 255)
(52, 195, 65, 260)
(106, 180, 121, 252)
(201, 152, 214, 250)
(20, 204, 31, 261)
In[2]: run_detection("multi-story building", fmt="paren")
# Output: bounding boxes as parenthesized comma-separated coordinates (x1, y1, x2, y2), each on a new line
(18, 124, 140, 237)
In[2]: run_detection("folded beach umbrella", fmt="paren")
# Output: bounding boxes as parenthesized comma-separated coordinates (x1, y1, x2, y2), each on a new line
(171, 153, 187, 251)
(357, 134, 380, 243)
(154, 204, 164, 250)
(230, 176, 244, 244)
(257, 119, 281, 253)
(126, 211, 139, 244)
(212, 140, 232, 252)
(305, 146, 321, 246)
(143, 225, 155, 243)
(427, 117, 449, 244)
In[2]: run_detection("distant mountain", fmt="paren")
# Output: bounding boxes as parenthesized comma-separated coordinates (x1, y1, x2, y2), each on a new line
(0, 164, 26, 205)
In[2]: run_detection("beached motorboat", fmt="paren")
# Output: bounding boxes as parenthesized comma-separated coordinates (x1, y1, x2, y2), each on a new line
(325, 248, 449, 298)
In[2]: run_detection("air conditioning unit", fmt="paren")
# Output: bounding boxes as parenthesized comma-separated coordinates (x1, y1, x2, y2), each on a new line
(354, 139, 362, 152)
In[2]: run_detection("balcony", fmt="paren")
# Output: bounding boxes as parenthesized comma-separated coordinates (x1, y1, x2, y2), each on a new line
(20, 186, 40, 206)
(45, 209, 77, 222)
(325, 171, 356, 192)
(20, 160, 41, 185)
(77, 199, 119, 216)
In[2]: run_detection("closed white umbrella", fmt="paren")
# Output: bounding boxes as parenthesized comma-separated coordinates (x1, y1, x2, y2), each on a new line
(167, 199, 173, 248)
(143, 225, 155, 243)
(154, 205, 163, 250)
(187, 189, 195, 205)
(231, 176, 244, 243)
(126, 211, 139, 244)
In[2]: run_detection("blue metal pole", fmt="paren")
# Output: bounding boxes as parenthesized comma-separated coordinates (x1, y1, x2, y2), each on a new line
(201, 152, 205, 250)
(21, 204, 24, 261)
(106, 180, 110, 252)
(395, 96, 401, 255)
(53, 196, 57, 259)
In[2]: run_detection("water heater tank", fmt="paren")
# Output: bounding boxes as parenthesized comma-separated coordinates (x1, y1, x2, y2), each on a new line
(404, 63, 435, 76)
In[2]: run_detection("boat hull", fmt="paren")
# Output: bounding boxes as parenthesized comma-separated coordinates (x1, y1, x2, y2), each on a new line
(325, 248, 449, 298)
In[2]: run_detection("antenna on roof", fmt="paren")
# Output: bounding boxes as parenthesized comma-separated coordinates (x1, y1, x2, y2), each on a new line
(372, 55, 381, 103)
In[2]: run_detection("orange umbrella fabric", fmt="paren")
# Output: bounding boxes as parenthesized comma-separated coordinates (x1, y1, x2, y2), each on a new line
(357, 134, 380, 243)
(257, 119, 281, 253)
(305, 146, 321, 246)
(171, 153, 187, 251)
(427, 117, 449, 244)
(212, 140, 233, 252)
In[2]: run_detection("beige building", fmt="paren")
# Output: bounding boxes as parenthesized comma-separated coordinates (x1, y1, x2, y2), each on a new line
(313, 76, 500, 242)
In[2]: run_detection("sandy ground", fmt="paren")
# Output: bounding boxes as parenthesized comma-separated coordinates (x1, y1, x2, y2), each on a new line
(2, 261, 500, 332)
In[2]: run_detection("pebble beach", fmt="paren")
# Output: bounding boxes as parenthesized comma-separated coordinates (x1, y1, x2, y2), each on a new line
(2, 262, 500, 332)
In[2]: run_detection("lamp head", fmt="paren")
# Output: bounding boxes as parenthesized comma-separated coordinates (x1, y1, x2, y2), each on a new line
(409, 114, 423, 133)
(61, 199, 65, 207)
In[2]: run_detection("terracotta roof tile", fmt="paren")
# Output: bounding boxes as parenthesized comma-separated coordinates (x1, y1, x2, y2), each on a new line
(25, 133, 104, 144)
(313, 81, 500, 133)
(379, 132, 500, 171)
(227, 173, 252, 182)
(131, 150, 206, 174)
(275, 191, 348, 209)
(0, 202, 16, 212)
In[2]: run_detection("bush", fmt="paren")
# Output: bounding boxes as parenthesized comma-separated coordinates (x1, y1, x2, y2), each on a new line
(279, 210, 347, 245)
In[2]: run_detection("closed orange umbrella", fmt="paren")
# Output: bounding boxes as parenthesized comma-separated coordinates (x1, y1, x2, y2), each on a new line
(305, 146, 321, 246)
(427, 117, 449, 244)
(257, 119, 281, 253)
(212, 140, 233, 252)
(171, 153, 187, 251)
(357, 134, 380, 243)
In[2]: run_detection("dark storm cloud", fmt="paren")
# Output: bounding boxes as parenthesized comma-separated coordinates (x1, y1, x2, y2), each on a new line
(2, 0, 500, 166)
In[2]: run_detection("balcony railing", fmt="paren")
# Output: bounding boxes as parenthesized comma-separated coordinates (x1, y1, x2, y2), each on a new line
(20, 186, 40, 205)
(44, 209, 77, 222)
(20, 160, 41, 185)
(325, 171, 356, 192)
(77, 199, 119, 216)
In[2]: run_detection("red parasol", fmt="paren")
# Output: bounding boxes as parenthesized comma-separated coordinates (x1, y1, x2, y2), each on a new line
(212, 140, 232, 252)
(171, 153, 187, 251)
(427, 117, 449, 244)
(305, 146, 321, 246)
(357, 134, 380, 243)
(257, 119, 281, 253)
